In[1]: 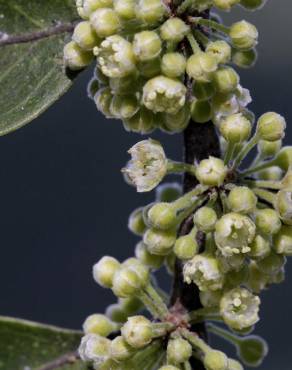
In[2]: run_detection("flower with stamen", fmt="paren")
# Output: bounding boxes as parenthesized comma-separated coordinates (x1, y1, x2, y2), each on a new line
(195, 157, 227, 187)
(123, 139, 168, 192)
(274, 189, 292, 225)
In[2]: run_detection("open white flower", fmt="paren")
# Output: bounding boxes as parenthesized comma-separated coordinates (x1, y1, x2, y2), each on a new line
(123, 139, 168, 192)
(220, 287, 260, 330)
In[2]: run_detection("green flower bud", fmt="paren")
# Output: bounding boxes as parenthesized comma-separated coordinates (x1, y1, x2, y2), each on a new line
(133, 31, 162, 61)
(236, 335, 268, 367)
(93, 256, 121, 288)
(258, 139, 282, 158)
(119, 296, 143, 315)
(121, 315, 153, 349)
(194, 206, 218, 232)
(167, 338, 192, 364)
(192, 82, 215, 101)
(240, 0, 267, 11)
(227, 186, 257, 214)
(206, 40, 232, 64)
(249, 234, 271, 260)
(195, 156, 227, 187)
(212, 66, 239, 94)
(110, 95, 139, 119)
(79, 334, 110, 363)
(191, 99, 212, 123)
(95, 35, 136, 78)
(112, 266, 147, 298)
(76, 2, 88, 20)
(220, 113, 251, 143)
(83, 314, 116, 336)
(274, 189, 292, 225)
(215, 213, 256, 256)
(256, 166, 283, 181)
(143, 76, 187, 114)
(232, 48, 257, 68)
(73, 21, 100, 51)
(255, 208, 281, 235)
(138, 57, 161, 78)
(186, 52, 218, 83)
(160, 17, 190, 42)
(123, 108, 155, 134)
(123, 257, 150, 283)
(156, 183, 182, 203)
(162, 104, 191, 133)
(204, 350, 229, 370)
(148, 202, 177, 230)
(136, 0, 167, 25)
(94, 87, 114, 117)
(183, 253, 224, 291)
(220, 287, 260, 330)
(174, 234, 199, 260)
(214, 0, 240, 11)
(246, 262, 269, 293)
(273, 147, 292, 171)
(143, 228, 176, 255)
(256, 112, 286, 142)
(161, 52, 186, 78)
(113, 0, 135, 19)
(229, 20, 258, 50)
(64, 41, 93, 70)
(282, 169, 292, 188)
(110, 336, 134, 361)
(123, 139, 168, 192)
(83, 0, 113, 17)
(256, 252, 286, 275)
(273, 225, 292, 256)
(128, 207, 147, 236)
(227, 358, 243, 370)
(90, 8, 120, 37)
(106, 304, 128, 323)
(135, 241, 165, 269)
(87, 78, 100, 99)
(200, 290, 223, 308)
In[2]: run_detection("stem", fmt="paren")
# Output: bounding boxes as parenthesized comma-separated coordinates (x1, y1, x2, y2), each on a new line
(194, 30, 209, 48)
(181, 328, 210, 353)
(252, 188, 276, 204)
(233, 134, 259, 169)
(138, 290, 167, 319)
(187, 33, 201, 53)
(185, 307, 221, 324)
(177, 0, 195, 14)
(207, 323, 240, 345)
(224, 141, 236, 165)
(167, 160, 197, 177)
(193, 18, 230, 34)
(145, 284, 169, 318)
(241, 158, 275, 176)
(243, 179, 282, 190)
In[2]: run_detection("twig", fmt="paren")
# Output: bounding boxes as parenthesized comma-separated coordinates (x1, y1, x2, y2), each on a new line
(36, 351, 81, 370)
(0, 21, 78, 47)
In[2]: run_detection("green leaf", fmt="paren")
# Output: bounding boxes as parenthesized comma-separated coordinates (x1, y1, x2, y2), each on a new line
(0, 316, 87, 370)
(0, 0, 79, 136)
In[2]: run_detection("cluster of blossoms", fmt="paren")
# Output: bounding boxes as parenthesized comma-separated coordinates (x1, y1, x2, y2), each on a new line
(63, 0, 290, 369)
(64, 0, 264, 134)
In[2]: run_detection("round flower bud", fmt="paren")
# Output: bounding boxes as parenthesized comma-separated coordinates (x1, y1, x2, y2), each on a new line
(227, 186, 257, 214)
(194, 207, 218, 232)
(256, 166, 283, 181)
(90, 8, 120, 38)
(191, 99, 212, 123)
(255, 208, 281, 235)
(204, 350, 229, 370)
(113, 0, 135, 19)
(133, 31, 162, 62)
(106, 304, 128, 323)
(128, 207, 147, 236)
(79, 334, 110, 363)
(212, 66, 239, 94)
(258, 139, 282, 158)
(136, 0, 167, 25)
(94, 87, 114, 117)
(229, 20, 258, 50)
(214, 0, 240, 11)
(174, 235, 199, 260)
(123, 139, 167, 193)
(156, 183, 182, 202)
(148, 202, 177, 230)
(95, 35, 136, 78)
(83, 0, 113, 17)
(142, 76, 187, 114)
(282, 169, 292, 188)
(121, 316, 153, 349)
(273, 225, 292, 256)
(135, 241, 165, 269)
(275, 189, 292, 225)
(246, 262, 269, 294)
(110, 95, 139, 119)
(112, 267, 146, 298)
(83, 314, 116, 336)
(232, 48, 257, 68)
(248, 234, 271, 260)
(206, 40, 232, 64)
(186, 52, 218, 83)
(183, 254, 224, 291)
(167, 338, 192, 364)
(236, 335, 268, 367)
(93, 256, 120, 288)
(192, 82, 215, 101)
(273, 147, 292, 171)
(240, 0, 267, 11)
(215, 213, 256, 256)
(73, 21, 100, 50)
(143, 228, 176, 255)
(161, 52, 186, 78)
(220, 288, 260, 330)
(256, 252, 286, 275)
(227, 359, 243, 370)
(63, 41, 93, 70)
(110, 336, 134, 361)
(220, 113, 251, 143)
(256, 112, 286, 142)
(160, 17, 190, 42)
(123, 107, 155, 135)
(195, 157, 227, 187)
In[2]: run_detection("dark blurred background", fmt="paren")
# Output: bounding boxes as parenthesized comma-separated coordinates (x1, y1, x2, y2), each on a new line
(0, 2, 291, 369)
